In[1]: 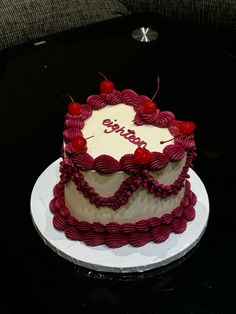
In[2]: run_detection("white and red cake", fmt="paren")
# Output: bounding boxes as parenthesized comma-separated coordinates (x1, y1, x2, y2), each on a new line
(50, 77, 197, 248)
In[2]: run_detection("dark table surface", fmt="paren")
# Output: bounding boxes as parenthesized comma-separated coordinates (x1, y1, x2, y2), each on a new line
(1, 13, 235, 314)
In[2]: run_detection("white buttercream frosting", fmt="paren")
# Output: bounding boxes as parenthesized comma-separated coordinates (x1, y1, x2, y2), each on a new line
(82, 104, 173, 159)
(65, 183, 185, 224)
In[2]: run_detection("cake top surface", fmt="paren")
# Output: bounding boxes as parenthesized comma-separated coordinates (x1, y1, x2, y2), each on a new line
(62, 77, 196, 173)
(82, 103, 173, 160)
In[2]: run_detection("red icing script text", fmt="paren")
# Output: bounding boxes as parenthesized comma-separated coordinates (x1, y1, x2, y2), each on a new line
(102, 119, 147, 148)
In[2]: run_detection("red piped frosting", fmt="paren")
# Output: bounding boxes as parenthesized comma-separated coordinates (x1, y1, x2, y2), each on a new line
(63, 128, 82, 143)
(87, 95, 107, 109)
(70, 152, 94, 170)
(120, 154, 141, 174)
(149, 152, 169, 170)
(94, 155, 120, 174)
(50, 180, 197, 248)
(122, 90, 149, 111)
(163, 144, 185, 161)
(104, 90, 123, 105)
(155, 111, 175, 127)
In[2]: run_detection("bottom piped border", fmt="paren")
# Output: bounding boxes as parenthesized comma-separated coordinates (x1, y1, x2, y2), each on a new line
(49, 180, 197, 248)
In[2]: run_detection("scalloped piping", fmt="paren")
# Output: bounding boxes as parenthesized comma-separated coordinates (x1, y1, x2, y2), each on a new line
(50, 180, 197, 248)
(60, 149, 196, 209)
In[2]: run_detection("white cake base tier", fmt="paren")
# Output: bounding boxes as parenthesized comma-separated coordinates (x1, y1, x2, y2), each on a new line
(30, 158, 209, 273)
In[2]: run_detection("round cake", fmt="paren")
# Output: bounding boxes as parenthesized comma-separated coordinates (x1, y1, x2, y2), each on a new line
(50, 77, 197, 248)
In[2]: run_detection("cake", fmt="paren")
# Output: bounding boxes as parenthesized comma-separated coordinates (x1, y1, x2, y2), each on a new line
(49, 76, 197, 248)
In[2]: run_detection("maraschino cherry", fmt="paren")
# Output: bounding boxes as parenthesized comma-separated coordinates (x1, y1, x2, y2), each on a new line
(178, 121, 196, 135)
(71, 135, 87, 151)
(99, 72, 114, 93)
(142, 99, 156, 113)
(61, 93, 82, 116)
(160, 121, 196, 144)
(67, 101, 82, 116)
(134, 147, 152, 165)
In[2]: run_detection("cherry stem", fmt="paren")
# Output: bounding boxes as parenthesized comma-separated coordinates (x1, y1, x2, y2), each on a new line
(98, 72, 108, 80)
(61, 93, 75, 103)
(160, 136, 176, 144)
(85, 135, 95, 140)
(151, 76, 160, 101)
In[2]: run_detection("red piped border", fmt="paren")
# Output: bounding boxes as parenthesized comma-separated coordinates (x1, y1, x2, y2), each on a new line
(63, 88, 196, 174)
(49, 180, 197, 248)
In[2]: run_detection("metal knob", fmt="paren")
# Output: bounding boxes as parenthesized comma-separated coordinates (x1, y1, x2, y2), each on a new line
(131, 27, 158, 42)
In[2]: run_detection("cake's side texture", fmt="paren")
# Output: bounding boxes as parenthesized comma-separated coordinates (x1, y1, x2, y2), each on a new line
(50, 80, 197, 248)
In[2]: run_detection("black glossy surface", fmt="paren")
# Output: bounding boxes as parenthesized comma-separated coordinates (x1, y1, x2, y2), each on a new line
(1, 14, 235, 314)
